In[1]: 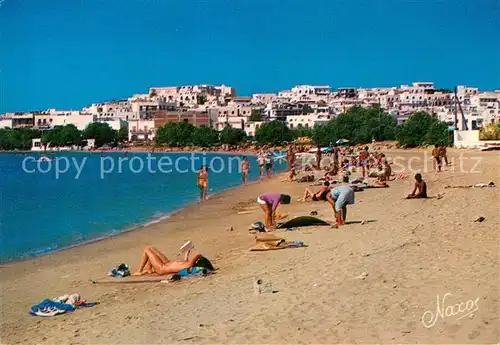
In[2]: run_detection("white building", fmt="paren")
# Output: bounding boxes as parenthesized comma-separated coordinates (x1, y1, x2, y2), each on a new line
(252, 93, 277, 105)
(0, 117, 12, 128)
(128, 119, 155, 141)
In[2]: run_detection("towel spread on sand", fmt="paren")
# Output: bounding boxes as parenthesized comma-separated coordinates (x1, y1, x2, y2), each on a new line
(30, 293, 98, 317)
(30, 299, 75, 317)
(171, 266, 214, 281)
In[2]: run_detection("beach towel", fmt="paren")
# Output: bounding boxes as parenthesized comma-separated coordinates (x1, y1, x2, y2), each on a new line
(30, 299, 75, 317)
(171, 266, 214, 281)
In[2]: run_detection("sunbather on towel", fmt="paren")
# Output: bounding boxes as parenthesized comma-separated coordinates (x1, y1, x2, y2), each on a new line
(133, 246, 202, 276)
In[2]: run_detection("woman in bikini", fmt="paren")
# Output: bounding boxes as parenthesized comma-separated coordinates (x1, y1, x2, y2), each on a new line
(197, 166, 209, 201)
(133, 246, 202, 276)
(300, 181, 331, 202)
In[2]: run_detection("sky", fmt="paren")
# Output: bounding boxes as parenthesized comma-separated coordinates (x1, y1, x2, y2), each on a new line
(1, 0, 499, 113)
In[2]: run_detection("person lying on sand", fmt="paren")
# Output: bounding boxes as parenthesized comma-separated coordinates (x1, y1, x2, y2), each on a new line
(133, 246, 202, 276)
(407, 173, 427, 199)
(299, 181, 331, 202)
(326, 186, 355, 226)
(257, 193, 292, 230)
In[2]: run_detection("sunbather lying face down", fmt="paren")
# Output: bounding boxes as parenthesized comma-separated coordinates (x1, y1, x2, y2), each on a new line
(133, 246, 202, 276)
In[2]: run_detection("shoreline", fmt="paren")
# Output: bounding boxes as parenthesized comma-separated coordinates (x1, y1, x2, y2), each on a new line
(0, 161, 282, 266)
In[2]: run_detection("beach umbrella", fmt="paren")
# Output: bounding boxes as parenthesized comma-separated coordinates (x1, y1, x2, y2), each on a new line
(336, 139, 349, 145)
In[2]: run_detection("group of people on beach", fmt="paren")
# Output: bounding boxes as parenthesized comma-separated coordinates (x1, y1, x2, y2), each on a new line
(259, 143, 432, 229)
(132, 143, 433, 277)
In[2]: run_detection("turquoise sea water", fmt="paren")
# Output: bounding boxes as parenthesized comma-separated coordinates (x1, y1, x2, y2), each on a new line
(0, 152, 287, 263)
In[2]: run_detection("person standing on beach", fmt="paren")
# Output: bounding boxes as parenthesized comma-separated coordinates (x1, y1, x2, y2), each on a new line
(359, 146, 370, 179)
(257, 193, 292, 230)
(439, 145, 449, 167)
(264, 151, 273, 178)
(241, 156, 249, 185)
(287, 145, 295, 171)
(432, 145, 442, 172)
(197, 166, 209, 201)
(315, 145, 322, 170)
(257, 151, 266, 178)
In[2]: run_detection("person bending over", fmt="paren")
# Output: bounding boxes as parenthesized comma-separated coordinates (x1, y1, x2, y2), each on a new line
(326, 186, 355, 226)
(407, 173, 427, 199)
(133, 246, 202, 276)
(257, 193, 291, 230)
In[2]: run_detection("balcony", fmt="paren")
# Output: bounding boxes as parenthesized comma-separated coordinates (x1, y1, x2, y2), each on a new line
(130, 129, 154, 135)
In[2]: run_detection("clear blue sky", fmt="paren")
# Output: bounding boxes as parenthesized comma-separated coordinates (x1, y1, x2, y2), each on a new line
(1, 0, 498, 113)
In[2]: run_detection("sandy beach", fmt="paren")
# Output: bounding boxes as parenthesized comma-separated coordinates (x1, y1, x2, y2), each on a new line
(0, 149, 498, 344)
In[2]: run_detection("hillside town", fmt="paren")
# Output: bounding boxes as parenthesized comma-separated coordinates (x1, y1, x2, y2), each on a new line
(1, 82, 499, 144)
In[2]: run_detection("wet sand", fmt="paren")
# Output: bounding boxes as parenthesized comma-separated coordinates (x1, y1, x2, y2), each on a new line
(0, 149, 499, 344)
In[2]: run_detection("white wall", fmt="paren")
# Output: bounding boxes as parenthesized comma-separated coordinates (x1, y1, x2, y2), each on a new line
(0, 118, 12, 128)
(454, 130, 480, 148)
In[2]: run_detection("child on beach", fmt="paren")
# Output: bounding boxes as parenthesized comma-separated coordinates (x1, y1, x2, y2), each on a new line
(325, 185, 355, 226)
(241, 156, 249, 185)
(407, 173, 427, 199)
(257, 193, 292, 230)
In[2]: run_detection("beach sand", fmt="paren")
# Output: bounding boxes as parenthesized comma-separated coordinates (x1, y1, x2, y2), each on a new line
(1, 149, 498, 344)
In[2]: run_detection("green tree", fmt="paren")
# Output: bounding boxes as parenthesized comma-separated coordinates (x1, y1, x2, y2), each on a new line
(0, 128, 40, 150)
(396, 111, 448, 147)
(311, 123, 332, 146)
(424, 121, 450, 146)
(255, 120, 292, 145)
(191, 125, 219, 147)
(117, 126, 128, 142)
(249, 109, 263, 122)
(291, 124, 314, 140)
(219, 125, 247, 146)
(155, 121, 196, 146)
(82, 122, 116, 147)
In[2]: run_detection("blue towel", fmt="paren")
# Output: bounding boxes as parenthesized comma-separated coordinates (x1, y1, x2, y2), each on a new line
(171, 267, 212, 281)
(30, 299, 75, 316)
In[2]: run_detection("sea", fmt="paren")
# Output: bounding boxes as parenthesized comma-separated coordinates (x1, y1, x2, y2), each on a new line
(0, 152, 287, 263)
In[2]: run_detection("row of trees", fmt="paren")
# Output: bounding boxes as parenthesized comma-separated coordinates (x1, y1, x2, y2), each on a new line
(155, 122, 247, 147)
(0, 123, 127, 150)
(254, 107, 450, 147)
(0, 107, 452, 150)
